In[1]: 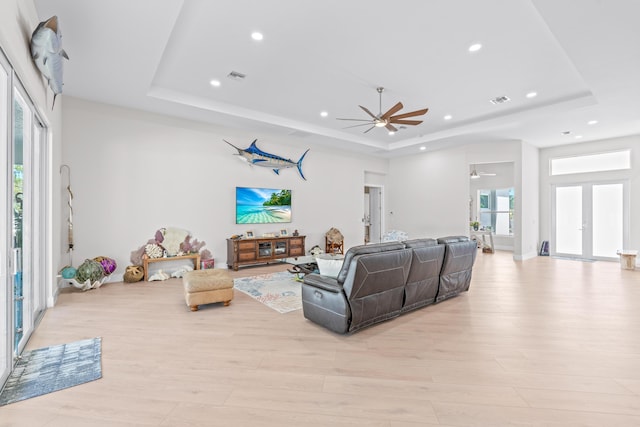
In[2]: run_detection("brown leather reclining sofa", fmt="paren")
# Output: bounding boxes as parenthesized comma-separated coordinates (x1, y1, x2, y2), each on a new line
(301, 236, 477, 334)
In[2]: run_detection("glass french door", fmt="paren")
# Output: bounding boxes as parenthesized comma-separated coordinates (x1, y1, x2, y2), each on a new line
(12, 87, 47, 356)
(553, 182, 627, 260)
(13, 93, 26, 350)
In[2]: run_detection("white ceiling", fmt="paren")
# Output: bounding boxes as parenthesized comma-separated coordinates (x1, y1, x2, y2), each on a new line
(33, 0, 640, 157)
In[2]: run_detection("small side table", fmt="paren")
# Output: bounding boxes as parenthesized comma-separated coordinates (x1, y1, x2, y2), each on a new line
(617, 250, 638, 270)
(142, 253, 201, 281)
(470, 229, 494, 253)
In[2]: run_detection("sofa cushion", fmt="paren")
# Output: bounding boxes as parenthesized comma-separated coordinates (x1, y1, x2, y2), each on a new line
(437, 235, 470, 244)
(315, 254, 344, 278)
(343, 248, 412, 332)
(404, 238, 438, 248)
(436, 237, 477, 302)
(403, 242, 445, 312)
(337, 242, 405, 284)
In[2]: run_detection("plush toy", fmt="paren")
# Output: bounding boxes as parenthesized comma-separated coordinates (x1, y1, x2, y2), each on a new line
(309, 245, 324, 256)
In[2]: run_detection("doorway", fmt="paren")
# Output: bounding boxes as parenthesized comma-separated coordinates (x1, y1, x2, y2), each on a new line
(364, 186, 382, 244)
(552, 182, 627, 260)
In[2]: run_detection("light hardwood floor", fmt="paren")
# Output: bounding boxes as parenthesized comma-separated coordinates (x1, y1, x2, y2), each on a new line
(2, 252, 640, 426)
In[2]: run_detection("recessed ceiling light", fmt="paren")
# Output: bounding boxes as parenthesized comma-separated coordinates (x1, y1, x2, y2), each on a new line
(575, 135, 583, 139)
(320, 111, 328, 117)
(588, 120, 598, 125)
(209, 79, 221, 87)
(444, 115, 452, 120)
(251, 32, 263, 41)
(388, 131, 395, 135)
(526, 91, 537, 98)
(420, 146, 426, 151)
(468, 43, 482, 52)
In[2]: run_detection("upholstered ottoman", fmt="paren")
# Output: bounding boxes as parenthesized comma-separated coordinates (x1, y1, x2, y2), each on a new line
(183, 269, 234, 311)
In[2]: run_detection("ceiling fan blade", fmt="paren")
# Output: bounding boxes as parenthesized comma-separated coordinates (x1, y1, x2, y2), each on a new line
(336, 118, 375, 122)
(390, 108, 429, 120)
(385, 123, 398, 132)
(342, 123, 376, 129)
(363, 125, 376, 133)
(390, 119, 423, 126)
(359, 105, 378, 120)
(380, 102, 403, 120)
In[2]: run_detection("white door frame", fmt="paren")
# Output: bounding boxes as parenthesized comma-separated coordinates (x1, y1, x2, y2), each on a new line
(0, 45, 11, 389)
(551, 180, 629, 260)
(364, 185, 384, 244)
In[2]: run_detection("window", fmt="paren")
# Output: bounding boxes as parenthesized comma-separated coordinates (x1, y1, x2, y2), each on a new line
(550, 150, 630, 176)
(477, 188, 514, 236)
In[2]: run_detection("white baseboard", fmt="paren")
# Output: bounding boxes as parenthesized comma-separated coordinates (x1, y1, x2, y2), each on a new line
(514, 251, 538, 261)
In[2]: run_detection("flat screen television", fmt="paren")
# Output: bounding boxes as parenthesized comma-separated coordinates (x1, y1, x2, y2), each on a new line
(236, 187, 292, 224)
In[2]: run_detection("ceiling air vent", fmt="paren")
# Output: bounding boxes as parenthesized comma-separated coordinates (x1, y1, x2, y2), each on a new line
(227, 71, 246, 80)
(489, 95, 511, 105)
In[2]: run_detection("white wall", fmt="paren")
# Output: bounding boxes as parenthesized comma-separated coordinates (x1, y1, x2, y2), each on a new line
(518, 141, 540, 260)
(62, 98, 388, 280)
(388, 140, 539, 260)
(0, 0, 63, 305)
(539, 135, 640, 256)
(387, 146, 468, 238)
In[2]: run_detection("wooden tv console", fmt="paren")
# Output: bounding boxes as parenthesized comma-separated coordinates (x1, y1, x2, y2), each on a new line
(226, 235, 305, 271)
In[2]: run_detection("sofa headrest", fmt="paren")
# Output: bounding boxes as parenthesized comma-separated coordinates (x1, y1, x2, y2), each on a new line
(403, 238, 437, 248)
(437, 236, 470, 244)
(337, 242, 406, 284)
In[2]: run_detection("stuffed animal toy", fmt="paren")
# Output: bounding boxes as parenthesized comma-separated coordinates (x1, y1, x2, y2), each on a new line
(309, 245, 324, 256)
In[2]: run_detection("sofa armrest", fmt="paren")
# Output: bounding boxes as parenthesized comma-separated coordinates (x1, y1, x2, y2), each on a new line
(303, 273, 342, 293)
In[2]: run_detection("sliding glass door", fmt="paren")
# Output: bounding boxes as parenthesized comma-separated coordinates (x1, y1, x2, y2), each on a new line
(12, 87, 47, 355)
(0, 48, 49, 388)
(553, 182, 627, 260)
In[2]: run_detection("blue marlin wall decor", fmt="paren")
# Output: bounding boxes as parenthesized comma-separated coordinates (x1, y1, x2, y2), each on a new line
(30, 15, 69, 109)
(225, 139, 310, 180)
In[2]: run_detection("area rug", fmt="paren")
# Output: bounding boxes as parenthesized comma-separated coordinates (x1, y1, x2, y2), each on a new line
(234, 271, 302, 313)
(0, 337, 102, 406)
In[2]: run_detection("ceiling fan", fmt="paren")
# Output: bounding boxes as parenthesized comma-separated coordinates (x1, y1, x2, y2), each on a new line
(337, 87, 429, 133)
(470, 165, 497, 179)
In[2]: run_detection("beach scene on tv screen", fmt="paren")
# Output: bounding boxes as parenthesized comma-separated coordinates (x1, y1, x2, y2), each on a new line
(236, 187, 292, 224)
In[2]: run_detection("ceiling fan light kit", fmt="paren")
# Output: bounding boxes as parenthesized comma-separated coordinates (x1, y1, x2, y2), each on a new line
(337, 87, 429, 133)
